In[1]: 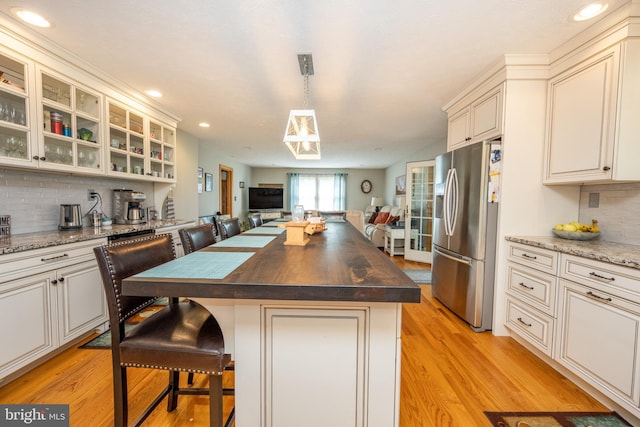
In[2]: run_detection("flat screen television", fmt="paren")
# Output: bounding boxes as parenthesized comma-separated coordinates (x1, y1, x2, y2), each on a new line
(248, 187, 284, 210)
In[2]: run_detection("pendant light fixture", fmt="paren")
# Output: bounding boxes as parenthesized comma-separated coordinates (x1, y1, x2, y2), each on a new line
(283, 53, 320, 160)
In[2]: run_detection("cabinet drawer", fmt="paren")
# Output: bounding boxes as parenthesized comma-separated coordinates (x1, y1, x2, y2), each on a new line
(507, 242, 558, 274)
(505, 296, 554, 357)
(506, 262, 557, 316)
(0, 238, 106, 284)
(560, 254, 640, 302)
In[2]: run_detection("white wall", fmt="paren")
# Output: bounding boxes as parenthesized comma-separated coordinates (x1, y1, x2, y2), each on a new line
(167, 129, 199, 222)
(384, 140, 446, 204)
(197, 141, 252, 219)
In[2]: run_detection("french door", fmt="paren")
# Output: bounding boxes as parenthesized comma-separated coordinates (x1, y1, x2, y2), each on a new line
(404, 160, 435, 263)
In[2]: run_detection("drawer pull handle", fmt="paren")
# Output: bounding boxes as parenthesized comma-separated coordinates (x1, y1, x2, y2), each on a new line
(586, 291, 612, 303)
(517, 317, 532, 327)
(521, 253, 537, 260)
(589, 272, 615, 282)
(518, 282, 534, 291)
(41, 254, 69, 262)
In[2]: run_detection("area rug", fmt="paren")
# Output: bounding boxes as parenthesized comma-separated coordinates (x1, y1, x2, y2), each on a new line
(484, 411, 632, 427)
(79, 298, 168, 350)
(403, 269, 431, 284)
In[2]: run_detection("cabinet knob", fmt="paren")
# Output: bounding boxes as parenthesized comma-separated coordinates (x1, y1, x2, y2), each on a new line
(465, 137, 471, 141)
(58, 277, 65, 282)
(32, 155, 39, 160)
(603, 166, 611, 171)
(51, 279, 58, 285)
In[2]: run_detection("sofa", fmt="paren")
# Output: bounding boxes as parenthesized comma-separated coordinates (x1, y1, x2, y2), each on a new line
(364, 206, 404, 247)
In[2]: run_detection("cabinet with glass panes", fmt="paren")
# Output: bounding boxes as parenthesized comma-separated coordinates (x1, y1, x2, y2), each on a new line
(107, 101, 145, 177)
(149, 119, 176, 181)
(0, 49, 33, 167)
(38, 67, 103, 174)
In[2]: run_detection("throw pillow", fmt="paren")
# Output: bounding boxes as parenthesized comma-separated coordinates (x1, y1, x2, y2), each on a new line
(373, 212, 389, 224)
(386, 215, 399, 225)
(368, 212, 378, 224)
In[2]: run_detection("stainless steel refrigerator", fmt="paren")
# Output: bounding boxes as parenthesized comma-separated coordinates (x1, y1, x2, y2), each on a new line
(432, 139, 501, 331)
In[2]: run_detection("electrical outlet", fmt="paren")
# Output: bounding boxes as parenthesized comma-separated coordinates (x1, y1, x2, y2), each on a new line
(88, 189, 96, 201)
(588, 192, 600, 208)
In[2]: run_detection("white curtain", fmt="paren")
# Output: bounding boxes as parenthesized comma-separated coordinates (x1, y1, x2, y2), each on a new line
(288, 173, 347, 210)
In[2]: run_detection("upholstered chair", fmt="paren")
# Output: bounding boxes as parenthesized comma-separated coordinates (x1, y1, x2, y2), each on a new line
(93, 234, 234, 427)
(218, 218, 242, 240)
(179, 223, 217, 253)
(247, 213, 263, 229)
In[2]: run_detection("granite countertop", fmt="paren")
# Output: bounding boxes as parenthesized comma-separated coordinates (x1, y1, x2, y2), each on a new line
(0, 220, 194, 255)
(506, 236, 640, 270)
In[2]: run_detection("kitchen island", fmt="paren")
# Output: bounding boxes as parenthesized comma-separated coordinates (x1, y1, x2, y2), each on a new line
(123, 221, 421, 427)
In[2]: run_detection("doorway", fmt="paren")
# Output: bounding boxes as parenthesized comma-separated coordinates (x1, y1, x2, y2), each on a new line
(404, 160, 435, 263)
(219, 165, 233, 216)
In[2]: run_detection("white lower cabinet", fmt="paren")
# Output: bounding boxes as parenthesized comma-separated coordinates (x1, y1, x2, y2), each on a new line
(56, 260, 106, 344)
(504, 242, 559, 357)
(505, 241, 640, 421)
(0, 239, 107, 383)
(556, 253, 640, 414)
(0, 272, 55, 381)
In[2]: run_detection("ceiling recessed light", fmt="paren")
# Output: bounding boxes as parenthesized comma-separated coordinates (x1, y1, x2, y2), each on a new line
(198, 122, 211, 128)
(571, 1, 609, 21)
(145, 89, 162, 98)
(11, 8, 52, 28)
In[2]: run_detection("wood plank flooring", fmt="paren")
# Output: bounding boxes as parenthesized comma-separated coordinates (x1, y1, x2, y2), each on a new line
(0, 254, 608, 426)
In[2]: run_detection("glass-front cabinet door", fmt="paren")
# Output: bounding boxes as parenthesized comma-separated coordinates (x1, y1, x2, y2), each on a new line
(107, 101, 146, 177)
(149, 120, 176, 180)
(38, 68, 103, 174)
(404, 160, 435, 263)
(0, 50, 33, 167)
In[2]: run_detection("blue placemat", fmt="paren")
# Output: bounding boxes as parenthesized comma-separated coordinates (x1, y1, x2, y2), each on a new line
(243, 227, 285, 235)
(134, 251, 254, 279)
(263, 219, 287, 227)
(214, 235, 276, 248)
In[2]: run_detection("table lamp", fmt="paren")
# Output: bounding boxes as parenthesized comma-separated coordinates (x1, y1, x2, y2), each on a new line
(371, 197, 383, 213)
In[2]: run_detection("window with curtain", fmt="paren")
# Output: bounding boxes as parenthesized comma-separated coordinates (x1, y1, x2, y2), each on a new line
(288, 173, 347, 210)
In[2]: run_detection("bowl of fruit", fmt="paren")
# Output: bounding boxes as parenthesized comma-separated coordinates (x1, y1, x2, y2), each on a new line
(552, 220, 600, 240)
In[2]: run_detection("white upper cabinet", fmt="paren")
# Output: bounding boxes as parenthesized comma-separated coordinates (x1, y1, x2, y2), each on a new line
(0, 26, 178, 182)
(0, 47, 35, 168)
(446, 84, 504, 151)
(544, 39, 640, 184)
(37, 67, 104, 175)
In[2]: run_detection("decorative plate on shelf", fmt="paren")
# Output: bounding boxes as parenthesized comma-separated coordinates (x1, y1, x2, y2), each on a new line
(552, 229, 601, 240)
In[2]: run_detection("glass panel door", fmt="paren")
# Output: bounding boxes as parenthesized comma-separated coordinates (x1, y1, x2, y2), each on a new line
(404, 160, 435, 263)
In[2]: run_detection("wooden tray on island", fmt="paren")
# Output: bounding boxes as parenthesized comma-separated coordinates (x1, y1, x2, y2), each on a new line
(304, 222, 327, 235)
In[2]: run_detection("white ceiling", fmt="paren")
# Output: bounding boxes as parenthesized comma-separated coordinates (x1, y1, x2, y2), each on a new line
(0, 0, 626, 168)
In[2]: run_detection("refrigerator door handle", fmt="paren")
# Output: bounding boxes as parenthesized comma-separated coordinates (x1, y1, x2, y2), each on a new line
(449, 168, 459, 235)
(434, 246, 471, 265)
(443, 168, 453, 236)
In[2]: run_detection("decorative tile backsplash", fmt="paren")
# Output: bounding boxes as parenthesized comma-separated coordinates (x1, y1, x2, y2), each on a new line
(579, 182, 640, 245)
(0, 168, 155, 235)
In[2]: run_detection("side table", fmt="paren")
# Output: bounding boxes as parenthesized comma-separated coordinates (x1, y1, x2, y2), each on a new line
(384, 225, 405, 256)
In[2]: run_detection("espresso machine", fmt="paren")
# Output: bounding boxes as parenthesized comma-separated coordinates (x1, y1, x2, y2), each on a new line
(113, 189, 147, 225)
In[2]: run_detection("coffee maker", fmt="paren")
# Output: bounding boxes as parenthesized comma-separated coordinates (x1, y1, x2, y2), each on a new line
(113, 189, 147, 225)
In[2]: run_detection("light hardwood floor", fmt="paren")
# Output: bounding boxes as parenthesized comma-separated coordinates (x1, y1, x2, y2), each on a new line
(0, 255, 608, 426)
